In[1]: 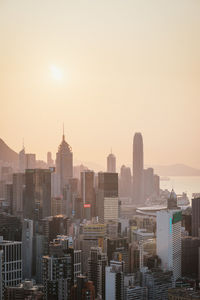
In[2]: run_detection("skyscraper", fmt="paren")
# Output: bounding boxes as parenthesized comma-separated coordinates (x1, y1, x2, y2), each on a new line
(18, 145, 26, 173)
(22, 219, 33, 279)
(132, 132, 144, 205)
(119, 165, 132, 199)
(81, 170, 95, 218)
(56, 132, 73, 195)
(12, 173, 25, 217)
(0, 236, 22, 297)
(88, 247, 107, 300)
(192, 197, 200, 237)
(157, 191, 182, 280)
(97, 172, 118, 223)
(24, 169, 51, 221)
(107, 152, 116, 173)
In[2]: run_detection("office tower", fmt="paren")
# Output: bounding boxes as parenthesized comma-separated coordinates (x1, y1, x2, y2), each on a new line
(12, 173, 25, 218)
(0, 250, 2, 300)
(24, 169, 51, 221)
(119, 165, 132, 199)
(0, 213, 22, 241)
(181, 236, 200, 278)
(81, 170, 95, 218)
(18, 146, 26, 172)
(97, 172, 118, 223)
(107, 152, 116, 173)
(192, 197, 200, 237)
(105, 260, 124, 300)
(132, 132, 144, 204)
(56, 132, 73, 195)
(153, 174, 160, 198)
(22, 219, 33, 279)
(140, 267, 173, 300)
(71, 275, 95, 300)
(88, 247, 107, 300)
(157, 192, 182, 280)
(5, 280, 44, 300)
(0, 236, 22, 298)
(25, 153, 36, 169)
(47, 151, 54, 167)
(104, 197, 119, 223)
(143, 168, 154, 200)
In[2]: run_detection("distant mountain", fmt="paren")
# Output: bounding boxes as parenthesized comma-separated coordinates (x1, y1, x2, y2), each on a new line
(0, 138, 18, 164)
(153, 164, 200, 176)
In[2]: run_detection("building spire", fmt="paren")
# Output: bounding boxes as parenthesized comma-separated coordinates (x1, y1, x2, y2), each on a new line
(62, 123, 65, 141)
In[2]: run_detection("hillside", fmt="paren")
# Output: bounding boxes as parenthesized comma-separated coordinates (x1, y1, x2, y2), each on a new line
(0, 138, 18, 164)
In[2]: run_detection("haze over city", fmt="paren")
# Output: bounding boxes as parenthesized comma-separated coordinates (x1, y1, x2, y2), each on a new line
(1, 0, 200, 169)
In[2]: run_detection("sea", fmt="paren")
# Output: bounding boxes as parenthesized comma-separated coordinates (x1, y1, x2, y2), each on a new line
(160, 176, 200, 204)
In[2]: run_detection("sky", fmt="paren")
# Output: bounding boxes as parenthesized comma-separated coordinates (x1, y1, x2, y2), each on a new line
(0, 0, 200, 171)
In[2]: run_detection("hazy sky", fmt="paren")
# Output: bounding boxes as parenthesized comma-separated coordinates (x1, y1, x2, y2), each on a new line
(1, 0, 200, 170)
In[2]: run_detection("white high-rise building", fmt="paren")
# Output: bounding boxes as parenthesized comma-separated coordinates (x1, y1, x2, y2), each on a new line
(157, 203, 182, 281)
(0, 236, 22, 298)
(105, 260, 124, 300)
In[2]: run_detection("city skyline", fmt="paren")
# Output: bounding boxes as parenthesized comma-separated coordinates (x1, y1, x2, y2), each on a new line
(1, 0, 200, 169)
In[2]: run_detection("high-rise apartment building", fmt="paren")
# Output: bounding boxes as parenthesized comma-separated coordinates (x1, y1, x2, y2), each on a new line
(18, 146, 26, 173)
(42, 238, 81, 300)
(132, 132, 144, 204)
(157, 193, 182, 280)
(105, 260, 124, 300)
(88, 247, 107, 300)
(0, 236, 22, 298)
(107, 152, 116, 173)
(56, 133, 73, 195)
(24, 169, 51, 221)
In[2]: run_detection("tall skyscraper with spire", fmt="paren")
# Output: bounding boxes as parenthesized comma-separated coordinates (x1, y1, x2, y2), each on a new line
(56, 127, 73, 195)
(107, 151, 116, 173)
(132, 132, 144, 204)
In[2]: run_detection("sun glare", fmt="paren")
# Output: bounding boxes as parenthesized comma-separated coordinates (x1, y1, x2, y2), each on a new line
(50, 65, 63, 81)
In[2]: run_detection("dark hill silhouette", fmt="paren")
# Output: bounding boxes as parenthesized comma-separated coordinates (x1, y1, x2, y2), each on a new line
(0, 138, 18, 164)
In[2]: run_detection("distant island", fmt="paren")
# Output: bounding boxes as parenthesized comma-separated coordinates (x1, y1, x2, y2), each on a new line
(152, 164, 200, 177)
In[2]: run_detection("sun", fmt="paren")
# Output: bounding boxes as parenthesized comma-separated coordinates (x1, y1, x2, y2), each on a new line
(49, 65, 63, 81)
